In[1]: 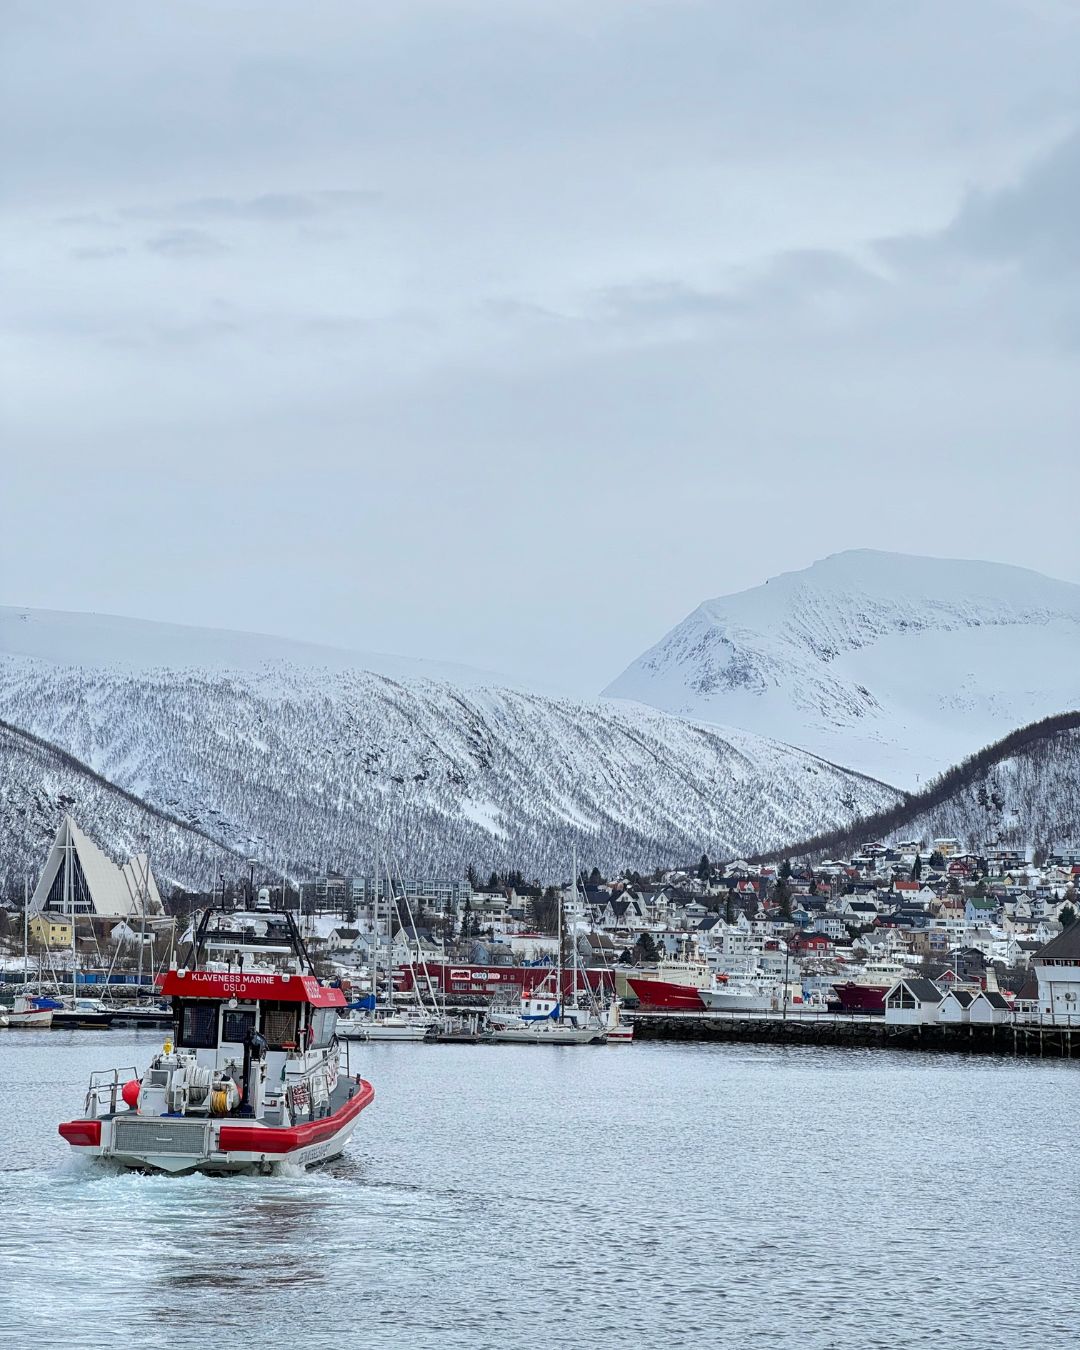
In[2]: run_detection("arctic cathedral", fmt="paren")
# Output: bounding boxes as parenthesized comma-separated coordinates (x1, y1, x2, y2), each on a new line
(29, 816, 164, 920)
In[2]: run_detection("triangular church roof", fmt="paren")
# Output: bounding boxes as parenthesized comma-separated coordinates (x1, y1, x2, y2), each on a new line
(30, 817, 164, 919)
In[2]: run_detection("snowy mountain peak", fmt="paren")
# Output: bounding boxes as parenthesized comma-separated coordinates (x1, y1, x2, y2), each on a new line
(0, 604, 513, 691)
(604, 551, 1080, 787)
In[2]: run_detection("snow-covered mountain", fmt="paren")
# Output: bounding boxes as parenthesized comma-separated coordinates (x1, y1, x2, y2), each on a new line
(0, 606, 901, 888)
(754, 713, 1080, 863)
(604, 551, 1080, 787)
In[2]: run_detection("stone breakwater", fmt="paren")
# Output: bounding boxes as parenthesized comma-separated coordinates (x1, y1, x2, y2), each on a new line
(630, 1012, 1080, 1059)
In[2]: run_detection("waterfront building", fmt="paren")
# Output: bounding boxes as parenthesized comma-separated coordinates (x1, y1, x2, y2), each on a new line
(883, 977, 944, 1025)
(1031, 923, 1080, 1024)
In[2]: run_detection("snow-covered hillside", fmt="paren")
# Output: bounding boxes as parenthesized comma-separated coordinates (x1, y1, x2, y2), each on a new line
(755, 714, 1080, 863)
(604, 551, 1080, 787)
(893, 723, 1080, 857)
(0, 607, 901, 886)
(0, 719, 241, 891)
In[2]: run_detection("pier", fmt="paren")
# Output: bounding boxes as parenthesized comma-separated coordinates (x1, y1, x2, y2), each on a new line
(629, 1010, 1080, 1059)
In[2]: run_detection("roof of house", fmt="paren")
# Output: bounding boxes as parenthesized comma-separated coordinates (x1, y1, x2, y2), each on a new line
(942, 989, 975, 1008)
(973, 991, 1012, 1010)
(1034, 922, 1080, 963)
(889, 977, 944, 1003)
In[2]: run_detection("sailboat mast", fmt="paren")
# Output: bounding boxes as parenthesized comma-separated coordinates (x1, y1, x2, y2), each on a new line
(571, 846, 579, 1009)
(66, 823, 76, 1001)
(556, 873, 563, 1016)
(23, 876, 28, 988)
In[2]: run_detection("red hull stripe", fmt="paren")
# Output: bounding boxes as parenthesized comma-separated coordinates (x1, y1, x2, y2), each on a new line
(58, 1119, 102, 1147)
(218, 1079, 375, 1154)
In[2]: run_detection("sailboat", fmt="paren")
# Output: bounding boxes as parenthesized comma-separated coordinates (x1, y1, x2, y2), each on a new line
(8, 880, 53, 1027)
(336, 858, 431, 1041)
(490, 859, 606, 1045)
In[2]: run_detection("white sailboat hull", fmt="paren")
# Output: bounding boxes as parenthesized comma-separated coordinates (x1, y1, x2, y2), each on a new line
(490, 1022, 606, 1045)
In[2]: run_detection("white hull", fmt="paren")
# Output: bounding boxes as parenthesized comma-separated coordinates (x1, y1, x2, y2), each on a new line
(490, 1022, 606, 1045)
(73, 1108, 365, 1175)
(5, 1010, 54, 1027)
(698, 988, 774, 1013)
(337, 1020, 429, 1041)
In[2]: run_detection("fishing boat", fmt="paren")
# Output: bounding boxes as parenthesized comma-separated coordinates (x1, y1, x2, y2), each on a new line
(6, 994, 55, 1028)
(698, 976, 777, 1013)
(626, 956, 714, 1010)
(827, 959, 912, 1014)
(57, 900, 374, 1174)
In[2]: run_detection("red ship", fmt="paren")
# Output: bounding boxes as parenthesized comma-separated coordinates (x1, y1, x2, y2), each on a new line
(626, 960, 717, 1011)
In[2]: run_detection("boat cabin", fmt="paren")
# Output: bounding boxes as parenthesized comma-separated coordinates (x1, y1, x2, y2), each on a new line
(158, 968, 345, 1124)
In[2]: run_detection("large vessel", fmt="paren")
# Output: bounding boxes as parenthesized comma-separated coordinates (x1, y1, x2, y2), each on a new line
(827, 959, 911, 1014)
(627, 958, 714, 1011)
(698, 975, 777, 1013)
(57, 902, 374, 1174)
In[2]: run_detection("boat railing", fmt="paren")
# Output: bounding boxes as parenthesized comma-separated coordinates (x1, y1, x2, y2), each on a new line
(83, 1066, 139, 1119)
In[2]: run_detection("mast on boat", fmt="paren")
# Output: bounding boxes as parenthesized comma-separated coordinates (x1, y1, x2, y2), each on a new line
(66, 820, 76, 1001)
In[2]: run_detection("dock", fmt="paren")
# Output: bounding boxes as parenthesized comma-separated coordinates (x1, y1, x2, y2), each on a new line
(629, 1010, 1080, 1059)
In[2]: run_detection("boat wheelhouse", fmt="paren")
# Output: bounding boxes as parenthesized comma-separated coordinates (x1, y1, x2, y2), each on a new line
(58, 903, 374, 1174)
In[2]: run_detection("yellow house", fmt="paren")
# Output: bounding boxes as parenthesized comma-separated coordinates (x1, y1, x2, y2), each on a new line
(29, 914, 74, 947)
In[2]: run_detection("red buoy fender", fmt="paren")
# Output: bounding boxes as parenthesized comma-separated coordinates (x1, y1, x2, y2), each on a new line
(121, 1079, 140, 1109)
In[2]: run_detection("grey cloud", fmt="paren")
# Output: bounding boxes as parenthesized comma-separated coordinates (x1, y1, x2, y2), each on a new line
(881, 129, 1080, 274)
(71, 245, 128, 261)
(144, 228, 228, 258)
(122, 190, 379, 224)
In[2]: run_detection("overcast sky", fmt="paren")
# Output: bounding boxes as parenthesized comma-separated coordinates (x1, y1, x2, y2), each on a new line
(3, 1, 1078, 693)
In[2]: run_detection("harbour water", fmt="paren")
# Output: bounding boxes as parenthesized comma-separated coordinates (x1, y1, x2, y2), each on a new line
(1, 1030, 1077, 1350)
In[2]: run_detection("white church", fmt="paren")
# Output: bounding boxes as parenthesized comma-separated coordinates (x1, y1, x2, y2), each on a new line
(29, 816, 164, 921)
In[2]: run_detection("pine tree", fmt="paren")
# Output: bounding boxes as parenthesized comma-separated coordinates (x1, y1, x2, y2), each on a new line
(697, 853, 711, 883)
(911, 853, 922, 881)
(635, 931, 660, 962)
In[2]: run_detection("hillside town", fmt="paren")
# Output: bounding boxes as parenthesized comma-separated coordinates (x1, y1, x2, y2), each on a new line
(4, 818, 1078, 1032)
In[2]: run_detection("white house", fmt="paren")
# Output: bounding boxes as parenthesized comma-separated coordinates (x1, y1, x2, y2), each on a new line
(1031, 924, 1080, 1025)
(968, 990, 1012, 1025)
(884, 977, 943, 1025)
(937, 989, 975, 1024)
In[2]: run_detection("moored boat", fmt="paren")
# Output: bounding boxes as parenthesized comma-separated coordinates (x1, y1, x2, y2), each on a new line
(627, 958, 715, 1011)
(827, 959, 912, 1015)
(57, 902, 374, 1174)
(698, 978, 776, 1013)
(6, 995, 55, 1028)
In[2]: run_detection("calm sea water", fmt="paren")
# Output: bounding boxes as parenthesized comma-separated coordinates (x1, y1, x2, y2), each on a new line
(0, 1030, 1076, 1350)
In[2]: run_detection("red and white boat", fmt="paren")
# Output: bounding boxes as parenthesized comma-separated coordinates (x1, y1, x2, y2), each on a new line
(627, 958, 716, 1011)
(58, 902, 374, 1174)
(826, 959, 912, 1015)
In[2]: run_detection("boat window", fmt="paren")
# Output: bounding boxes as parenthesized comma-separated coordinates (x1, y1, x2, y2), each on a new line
(263, 1005, 299, 1049)
(221, 1007, 257, 1044)
(177, 1001, 219, 1049)
(309, 1006, 339, 1047)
